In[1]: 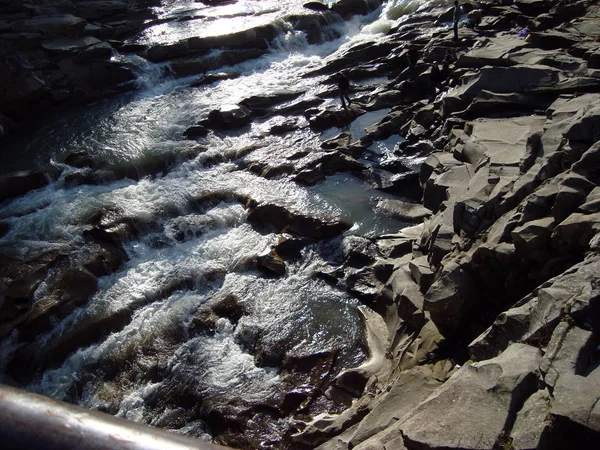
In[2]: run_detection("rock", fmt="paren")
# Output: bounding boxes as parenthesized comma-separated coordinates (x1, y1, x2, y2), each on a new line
(400, 344, 543, 450)
(240, 92, 303, 112)
(199, 104, 252, 130)
(322, 131, 353, 150)
(424, 264, 477, 334)
(552, 212, 600, 249)
(375, 198, 432, 223)
(510, 389, 551, 450)
(376, 225, 423, 259)
(57, 58, 135, 96)
(183, 125, 209, 138)
(347, 367, 442, 448)
(147, 24, 279, 62)
(564, 105, 600, 146)
(343, 236, 379, 267)
(408, 256, 434, 294)
(526, 30, 580, 50)
(248, 202, 351, 239)
(257, 248, 286, 276)
(304, 1, 329, 12)
(462, 91, 553, 119)
(544, 324, 600, 447)
(0, 170, 50, 202)
(41, 36, 103, 52)
(21, 14, 87, 37)
(511, 216, 555, 262)
(294, 168, 325, 185)
(190, 72, 238, 87)
(270, 118, 298, 135)
(330, 0, 381, 19)
(308, 106, 366, 131)
(441, 65, 562, 117)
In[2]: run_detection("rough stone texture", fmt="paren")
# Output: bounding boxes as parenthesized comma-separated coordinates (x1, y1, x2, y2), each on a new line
(399, 344, 543, 450)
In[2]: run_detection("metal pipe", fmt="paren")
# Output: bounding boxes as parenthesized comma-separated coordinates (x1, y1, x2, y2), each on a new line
(0, 384, 228, 450)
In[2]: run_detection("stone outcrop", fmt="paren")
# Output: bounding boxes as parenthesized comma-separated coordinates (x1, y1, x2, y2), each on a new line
(291, 1, 600, 449)
(0, 0, 154, 127)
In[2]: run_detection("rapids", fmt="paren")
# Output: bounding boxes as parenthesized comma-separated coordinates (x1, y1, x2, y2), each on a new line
(0, 0, 442, 446)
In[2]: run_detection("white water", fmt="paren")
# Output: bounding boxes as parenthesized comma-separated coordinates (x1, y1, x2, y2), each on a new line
(0, 0, 440, 443)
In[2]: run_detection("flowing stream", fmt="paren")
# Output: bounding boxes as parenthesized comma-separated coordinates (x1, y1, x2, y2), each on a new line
(0, 0, 439, 445)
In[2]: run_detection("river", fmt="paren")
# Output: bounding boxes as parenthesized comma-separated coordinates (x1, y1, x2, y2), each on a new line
(0, 0, 438, 447)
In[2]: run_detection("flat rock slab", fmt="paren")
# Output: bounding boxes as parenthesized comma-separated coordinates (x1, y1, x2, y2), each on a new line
(399, 344, 543, 450)
(42, 36, 102, 52)
(469, 116, 546, 166)
(375, 198, 432, 222)
(458, 37, 529, 67)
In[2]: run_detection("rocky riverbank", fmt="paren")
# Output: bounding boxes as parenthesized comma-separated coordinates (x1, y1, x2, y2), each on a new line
(288, 1, 600, 449)
(1, 0, 600, 449)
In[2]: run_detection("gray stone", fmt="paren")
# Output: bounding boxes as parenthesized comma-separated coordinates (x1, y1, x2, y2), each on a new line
(348, 366, 441, 448)
(375, 198, 431, 223)
(511, 389, 552, 450)
(400, 344, 543, 450)
(408, 255, 434, 293)
(511, 216, 555, 262)
(424, 264, 477, 333)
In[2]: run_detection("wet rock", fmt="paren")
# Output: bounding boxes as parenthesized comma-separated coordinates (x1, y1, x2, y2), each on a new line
(0, 170, 50, 202)
(248, 202, 351, 239)
(294, 167, 326, 185)
(183, 125, 208, 138)
(270, 118, 298, 135)
(190, 72, 238, 87)
(330, 0, 381, 20)
(199, 104, 252, 130)
(64, 150, 96, 168)
(322, 131, 353, 150)
(341, 236, 377, 268)
(257, 248, 286, 276)
(240, 92, 303, 113)
(147, 24, 279, 62)
(211, 294, 245, 323)
(308, 106, 366, 131)
(57, 58, 135, 97)
(304, 1, 329, 12)
(21, 14, 87, 37)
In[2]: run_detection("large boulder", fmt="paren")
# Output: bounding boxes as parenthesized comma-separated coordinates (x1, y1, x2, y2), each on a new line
(0, 171, 50, 202)
(330, 0, 382, 19)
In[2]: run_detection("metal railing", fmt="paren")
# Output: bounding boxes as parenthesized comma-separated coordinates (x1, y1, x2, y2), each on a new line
(0, 384, 229, 450)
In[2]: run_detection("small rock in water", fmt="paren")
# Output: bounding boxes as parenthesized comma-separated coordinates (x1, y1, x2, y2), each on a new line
(257, 248, 286, 276)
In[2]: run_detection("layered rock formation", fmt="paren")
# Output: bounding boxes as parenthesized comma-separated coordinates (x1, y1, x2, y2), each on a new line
(0, 0, 163, 134)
